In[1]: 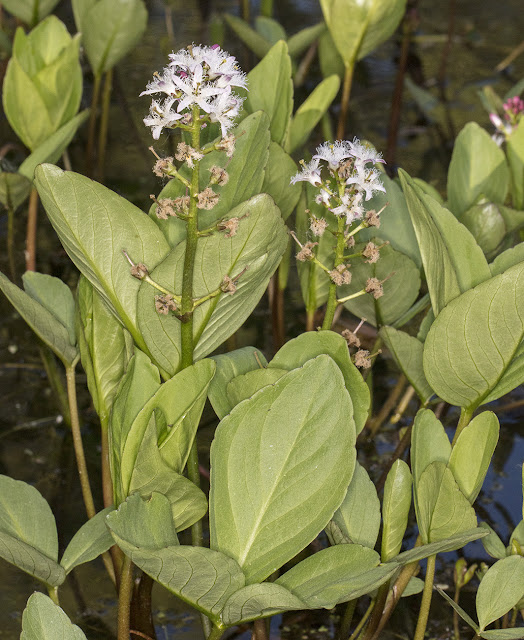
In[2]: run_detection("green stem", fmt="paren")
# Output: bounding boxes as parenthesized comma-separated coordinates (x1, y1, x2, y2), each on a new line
(260, 0, 273, 17)
(337, 61, 355, 140)
(414, 554, 436, 640)
(338, 599, 357, 640)
(361, 582, 390, 640)
(241, 0, 250, 22)
(25, 187, 38, 272)
(47, 586, 59, 606)
(7, 205, 15, 280)
(86, 74, 102, 177)
(66, 361, 96, 520)
(322, 216, 346, 330)
(207, 624, 226, 640)
(348, 599, 374, 640)
(39, 344, 71, 428)
(452, 406, 473, 447)
(97, 67, 113, 183)
(117, 555, 134, 640)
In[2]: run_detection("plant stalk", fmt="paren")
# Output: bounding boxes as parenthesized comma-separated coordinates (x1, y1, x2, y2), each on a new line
(260, 0, 273, 17)
(337, 61, 355, 140)
(97, 68, 113, 183)
(25, 187, 38, 272)
(47, 586, 60, 606)
(117, 555, 134, 640)
(39, 344, 71, 427)
(207, 625, 226, 640)
(414, 554, 436, 640)
(338, 598, 357, 640)
(66, 361, 96, 520)
(452, 406, 473, 447)
(7, 204, 16, 280)
(322, 216, 346, 330)
(348, 600, 374, 640)
(86, 74, 102, 177)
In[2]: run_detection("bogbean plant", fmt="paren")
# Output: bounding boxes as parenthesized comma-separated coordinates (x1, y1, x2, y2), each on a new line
(1, 34, 524, 640)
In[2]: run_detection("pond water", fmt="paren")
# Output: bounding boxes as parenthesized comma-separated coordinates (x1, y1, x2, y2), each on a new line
(0, 0, 523, 638)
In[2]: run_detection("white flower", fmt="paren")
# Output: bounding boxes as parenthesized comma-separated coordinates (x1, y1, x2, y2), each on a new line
(347, 137, 385, 167)
(140, 69, 180, 97)
(315, 188, 332, 206)
(207, 86, 244, 136)
(290, 158, 322, 187)
(345, 168, 386, 201)
(330, 192, 365, 224)
(143, 98, 184, 139)
(313, 140, 353, 170)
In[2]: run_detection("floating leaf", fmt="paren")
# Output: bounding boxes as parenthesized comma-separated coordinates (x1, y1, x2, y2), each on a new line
(210, 356, 356, 584)
(20, 593, 87, 640)
(423, 261, 524, 409)
(447, 122, 509, 216)
(60, 507, 114, 574)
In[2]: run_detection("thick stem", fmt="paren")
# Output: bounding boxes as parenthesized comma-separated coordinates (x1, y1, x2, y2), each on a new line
(337, 62, 355, 140)
(452, 406, 473, 447)
(100, 419, 113, 509)
(306, 309, 316, 331)
(7, 205, 16, 280)
(97, 68, 113, 183)
(338, 599, 357, 640)
(252, 619, 269, 640)
(86, 74, 102, 177)
(322, 217, 346, 330)
(25, 187, 38, 272)
(66, 362, 96, 520)
(207, 625, 226, 640)
(348, 600, 374, 640)
(361, 582, 390, 640)
(130, 573, 157, 640)
(117, 555, 134, 640)
(414, 554, 436, 640)
(47, 586, 60, 606)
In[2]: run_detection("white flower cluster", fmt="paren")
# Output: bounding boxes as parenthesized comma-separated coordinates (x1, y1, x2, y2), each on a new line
(142, 44, 247, 139)
(291, 139, 386, 224)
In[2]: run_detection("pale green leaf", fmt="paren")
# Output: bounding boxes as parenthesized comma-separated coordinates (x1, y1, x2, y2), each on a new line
(20, 593, 87, 640)
(287, 22, 327, 58)
(60, 507, 114, 574)
(461, 201, 507, 257)
(138, 194, 287, 376)
(448, 122, 510, 216)
(411, 409, 451, 492)
(262, 142, 301, 220)
(393, 528, 488, 565)
(221, 583, 308, 625)
(381, 460, 412, 561)
(208, 347, 268, 419)
(481, 630, 524, 640)
(255, 16, 286, 44)
(479, 522, 507, 560)
(436, 586, 480, 632)
(477, 556, 524, 631)
(223, 14, 272, 59)
(448, 412, 499, 504)
(423, 261, 524, 409)
(507, 118, 524, 209)
(379, 327, 434, 404)
(0, 171, 31, 211)
(268, 330, 370, 435)
(227, 368, 287, 407)
(35, 164, 170, 353)
(2, 0, 61, 26)
(210, 356, 356, 584)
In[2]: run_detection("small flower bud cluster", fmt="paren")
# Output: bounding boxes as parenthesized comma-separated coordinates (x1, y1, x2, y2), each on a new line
(490, 95, 524, 145)
(141, 44, 246, 139)
(291, 138, 386, 225)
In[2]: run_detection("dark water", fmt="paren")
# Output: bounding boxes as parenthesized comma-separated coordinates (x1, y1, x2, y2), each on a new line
(1, 0, 524, 637)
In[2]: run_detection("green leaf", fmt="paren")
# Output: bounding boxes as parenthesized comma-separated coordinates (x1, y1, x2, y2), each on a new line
(227, 368, 288, 407)
(320, 0, 406, 65)
(119, 360, 215, 499)
(255, 16, 286, 44)
(402, 577, 424, 597)
(107, 493, 178, 549)
(399, 169, 492, 315)
(0, 475, 65, 586)
(262, 141, 301, 220)
(22, 271, 76, 345)
(111, 538, 245, 622)
(481, 631, 524, 640)
(287, 22, 327, 58)
(490, 245, 524, 277)
(60, 507, 114, 574)
(0, 270, 78, 366)
(318, 30, 345, 79)
(359, 172, 421, 268)
(379, 327, 434, 404)
(244, 41, 293, 145)
(415, 462, 477, 544)
(286, 75, 341, 153)
(210, 356, 357, 584)
(461, 201, 507, 258)
(339, 241, 421, 327)
(477, 556, 524, 631)
(436, 586, 480, 632)
(35, 164, 170, 352)
(448, 412, 499, 504)
(76, 0, 147, 75)
(18, 110, 90, 181)
(208, 347, 268, 419)
(479, 522, 507, 560)
(152, 112, 270, 248)
(2, 0, 61, 26)
(393, 528, 488, 565)
(447, 122, 510, 216)
(221, 583, 309, 625)
(330, 463, 380, 549)
(411, 409, 451, 491)
(507, 118, 524, 209)
(223, 14, 272, 59)
(268, 330, 370, 435)
(381, 460, 412, 561)
(277, 544, 396, 608)
(0, 171, 31, 211)
(77, 277, 132, 425)
(138, 194, 287, 376)
(423, 261, 524, 409)
(21, 593, 87, 640)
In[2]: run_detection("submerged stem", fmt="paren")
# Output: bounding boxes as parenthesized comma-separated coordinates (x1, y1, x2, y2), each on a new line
(414, 554, 436, 640)
(117, 555, 134, 640)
